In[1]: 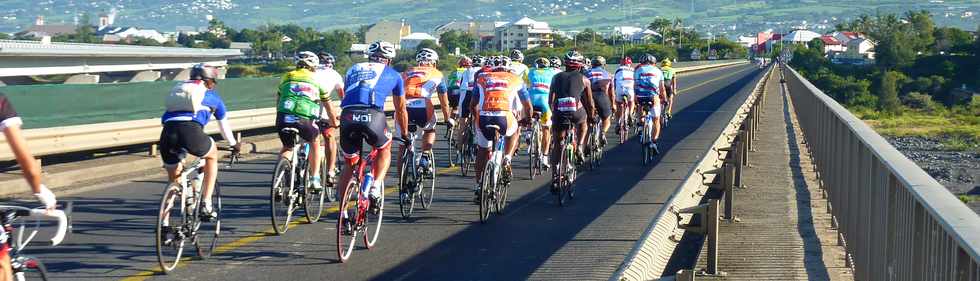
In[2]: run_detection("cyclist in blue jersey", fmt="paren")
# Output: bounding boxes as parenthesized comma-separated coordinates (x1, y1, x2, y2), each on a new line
(160, 64, 241, 220)
(527, 57, 557, 169)
(633, 54, 666, 154)
(337, 41, 409, 214)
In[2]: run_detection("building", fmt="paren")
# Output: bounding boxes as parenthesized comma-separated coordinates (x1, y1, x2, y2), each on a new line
(819, 35, 846, 53)
(365, 20, 411, 48)
(611, 26, 660, 43)
(843, 38, 875, 59)
(20, 16, 76, 38)
(494, 17, 553, 50)
(98, 27, 168, 44)
(782, 29, 821, 44)
(400, 32, 438, 50)
(229, 42, 253, 57)
(830, 31, 863, 45)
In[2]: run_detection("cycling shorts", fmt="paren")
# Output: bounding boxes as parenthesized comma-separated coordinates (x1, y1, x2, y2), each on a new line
(592, 93, 612, 119)
(276, 112, 320, 148)
(339, 107, 392, 158)
(551, 108, 586, 130)
(474, 113, 517, 148)
(397, 107, 436, 135)
(448, 89, 461, 108)
(616, 89, 634, 103)
(665, 86, 675, 98)
(638, 98, 663, 119)
(159, 121, 215, 167)
(459, 90, 474, 119)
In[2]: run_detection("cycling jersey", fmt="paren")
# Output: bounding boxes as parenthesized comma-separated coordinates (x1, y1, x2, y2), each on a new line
(0, 94, 22, 130)
(403, 66, 447, 108)
(634, 64, 664, 98)
(550, 71, 589, 126)
(314, 66, 345, 96)
(446, 67, 466, 93)
(661, 66, 676, 82)
(162, 81, 229, 127)
(614, 66, 635, 101)
(527, 67, 557, 125)
(341, 62, 405, 109)
(278, 69, 335, 119)
(473, 70, 529, 148)
(586, 67, 611, 84)
(588, 67, 613, 119)
(509, 62, 530, 86)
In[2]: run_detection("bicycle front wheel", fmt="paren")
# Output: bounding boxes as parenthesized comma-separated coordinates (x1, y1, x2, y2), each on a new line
(479, 164, 495, 223)
(398, 152, 416, 219)
(16, 256, 49, 281)
(270, 158, 295, 234)
(419, 151, 436, 209)
(305, 162, 326, 223)
(196, 183, 221, 258)
(363, 181, 384, 249)
(156, 184, 184, 273)
(336, 180, 359, 263)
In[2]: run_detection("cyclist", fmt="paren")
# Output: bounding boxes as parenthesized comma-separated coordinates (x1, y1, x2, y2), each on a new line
(161, 63, 240, 220)
(399, 48, 450, 178)
(660, 58, 677, 119)
(586, 56, 615, 146)
(446, 56, 471, 120)
(549, 51, 595, 192)
(509, 50, 529, 86)
(276, 52, 338, 193)
(0, 93, 58, 281)
(613, 57, 636, 136)
(453, 56, 485, 151)
(633, 54, 666, 155)
(470, 56, 533, 198)
(527, 57, 557, 170)
(316, 51, 346, 186)
(337, 41, 408, 214)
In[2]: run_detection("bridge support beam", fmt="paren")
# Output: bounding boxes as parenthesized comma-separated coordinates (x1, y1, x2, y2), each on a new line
(129, 70, 161, 82)
(172, 68, 192, 81)
(64, 74, 100, 84)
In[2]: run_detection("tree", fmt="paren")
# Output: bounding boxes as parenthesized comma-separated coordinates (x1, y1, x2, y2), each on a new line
(932, 27, 974, 53)
(876, 71, 902, 113)
(574, 28, 603, 45)
(0, 33, 9, 40)
(439, 30, 477, 54)
(875, 32, 915, 71)
(904, 10, 934, 53)
(807, 38, 825, 51)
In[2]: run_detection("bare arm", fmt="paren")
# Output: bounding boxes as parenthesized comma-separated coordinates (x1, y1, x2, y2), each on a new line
(437, 89, 452, 123)
(4, 126, 42, 193)
(582, 76, 596, 119)
(393, 95, 409, 138)
(605, 80, 616, 111)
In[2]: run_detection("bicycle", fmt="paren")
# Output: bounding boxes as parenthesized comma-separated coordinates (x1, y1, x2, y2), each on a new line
(270, 128, 326, 235)
(638, 102, 659, 165)
(552, 123, 578, 206)
(617, 106, 635, 144)
(336, 137, 385, 263)
(0, 204, 71, 281)
(156, 151, 230, 273)
(444, 121, 457, 168)
(397, 124, 436, 219)
(478, 125, 510, 223)
(456, 117, 477, 177)
(525, 112, 544, 179)
(585, 117, 603, 170)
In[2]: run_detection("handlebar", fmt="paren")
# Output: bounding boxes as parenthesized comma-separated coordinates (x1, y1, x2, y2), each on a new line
(0, 203, 71, 246)
(29, 208, 68, 246)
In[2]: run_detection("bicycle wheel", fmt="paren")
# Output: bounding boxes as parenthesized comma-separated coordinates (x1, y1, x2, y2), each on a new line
(156, 184, 184, 273)
(460, 134, 472, 177)
(495, 170, 509, 214)
(305, 163, 326, 223)
(398, 150, 416, 219)
(528, 126, 539, 179)
(478, 163, 494, 223)
(323, 155, 337, 203)
(196, 183, 221, 258)
(363, 179, 384, 249)
(556, 146, 570, 206)
(336, 180, 359, 263)
(270, 158, 295, 234)
(447, 127, 457, 167)
(16, 256, 49, 281)
(419, 151, 435, 209)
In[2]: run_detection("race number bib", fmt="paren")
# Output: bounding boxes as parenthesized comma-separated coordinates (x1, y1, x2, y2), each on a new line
(556, 97, 578, 112)
(481, 92, 510, 112)
(407, 98, 427, 108)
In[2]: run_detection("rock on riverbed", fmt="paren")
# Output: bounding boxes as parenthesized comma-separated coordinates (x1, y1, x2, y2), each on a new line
(886, 136, 979, 214)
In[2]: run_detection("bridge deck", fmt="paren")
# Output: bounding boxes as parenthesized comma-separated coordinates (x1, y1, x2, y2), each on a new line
(694, 69, 853, 280)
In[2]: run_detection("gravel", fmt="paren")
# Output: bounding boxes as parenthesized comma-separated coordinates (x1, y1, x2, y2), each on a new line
(886, 136, 980, 214)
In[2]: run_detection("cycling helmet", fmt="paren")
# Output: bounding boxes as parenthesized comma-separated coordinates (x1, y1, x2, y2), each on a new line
(593, 56, 606, 67)
(492, 55, 511, 68)
(641, 54, 657, 64)
(621, 57, 633, 66)
(416, 48, 439, 64)
(367, 41, 396, 60)
(458, 55, 473, 67)
(584, 57, 592, 67)
(533, 57, 550, 68)
(473, 55, 485, 67)
(295, 51, 319, 68)
(550, 56, 562, 68)
(563, 50, 585, 69)
(509, 49, 524, 62)
(190, 63, 219, 80)
(318, 51, 336, 68)
(661, 58, 672, 67)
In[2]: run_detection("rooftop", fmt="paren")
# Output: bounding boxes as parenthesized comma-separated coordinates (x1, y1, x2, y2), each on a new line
(0, 39, 241, 58)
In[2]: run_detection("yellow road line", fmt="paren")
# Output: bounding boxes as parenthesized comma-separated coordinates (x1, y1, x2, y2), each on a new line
(679, 65, 755, 93)
(121, 166, 460, 281)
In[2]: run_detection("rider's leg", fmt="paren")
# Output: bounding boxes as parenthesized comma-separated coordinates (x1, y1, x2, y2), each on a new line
(653, 116, 662, 141)
(549, 127, 565, 167)
(201, 144, 219, 207)
(575, 121, 588, 153)
(372, 144, 392, 190)
(422, 129, 436, 156)
(541, 125, 552, 157)
(324, 130, 338, 180)
(309, 136, 322, 178)
(0, 254, 12, 281)
(601, 116, 611, 134)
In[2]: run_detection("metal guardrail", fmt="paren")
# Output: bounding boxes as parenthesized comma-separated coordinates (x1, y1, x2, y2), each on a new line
(0, 60, 747, 162)
(781, 64, 980, 280)
(610, 64, 770, 280)
(0, 39, 241, 58)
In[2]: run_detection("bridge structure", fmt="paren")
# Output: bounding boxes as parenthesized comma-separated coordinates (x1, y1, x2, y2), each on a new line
(0, 61, 976, 281)
(0, 40, 241, 85)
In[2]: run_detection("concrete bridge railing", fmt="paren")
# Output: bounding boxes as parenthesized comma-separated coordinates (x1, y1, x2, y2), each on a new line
(782, 64, 980, 281)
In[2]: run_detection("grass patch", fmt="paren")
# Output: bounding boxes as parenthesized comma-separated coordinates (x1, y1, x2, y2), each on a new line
(959, 194, 980, 204)
(852, 103, 980, 151)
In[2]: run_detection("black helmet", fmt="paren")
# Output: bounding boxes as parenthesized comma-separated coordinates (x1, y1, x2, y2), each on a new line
(318, 51, 336, 68)
(190, 63, 218, 81)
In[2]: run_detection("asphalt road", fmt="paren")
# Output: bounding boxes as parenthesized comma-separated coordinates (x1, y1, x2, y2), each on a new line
(23, 63, 764, 281)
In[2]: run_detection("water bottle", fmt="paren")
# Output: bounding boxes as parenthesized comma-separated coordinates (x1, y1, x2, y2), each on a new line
(419, 155, 429, 170)
(361, 173, 374, 195)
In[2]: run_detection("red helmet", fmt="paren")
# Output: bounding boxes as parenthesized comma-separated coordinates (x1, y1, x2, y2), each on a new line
(621, 57, 633, 66)
(458, 55, 473, 67)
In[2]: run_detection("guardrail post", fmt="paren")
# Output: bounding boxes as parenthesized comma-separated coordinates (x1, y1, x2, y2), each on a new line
(739, 130, 749, 167)
(678, 199, 723, 277)
(149, 144, 158, 157)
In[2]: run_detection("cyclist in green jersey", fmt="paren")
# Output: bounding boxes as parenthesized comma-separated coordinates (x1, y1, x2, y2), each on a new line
(660, 59, 677, 118)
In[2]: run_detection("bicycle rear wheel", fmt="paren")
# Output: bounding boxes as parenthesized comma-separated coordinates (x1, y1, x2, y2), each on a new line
(156, 184, 184, 273)
(196, 183, 221, 258)
(419, 151, 435, 209)
(304, 165, 326, 223)
(16, 256, 49, 281)
(398, 151, 416, 219)
(556, 146, 570, 206)
(447, 126, 457, 167)
(336, 180, 359, 263)
(270, 158, 295, 234)
(363, 182, 384, 249)
(478, 163, 494, 223)
(495, 173, 509, 214)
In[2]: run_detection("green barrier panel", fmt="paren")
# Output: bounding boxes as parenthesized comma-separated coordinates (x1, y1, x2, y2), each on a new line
(1, 77, 280, 129)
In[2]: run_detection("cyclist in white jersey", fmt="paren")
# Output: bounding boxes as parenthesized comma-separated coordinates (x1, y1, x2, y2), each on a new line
(315, 52, 346, 186)
(613, 57, 636, 132)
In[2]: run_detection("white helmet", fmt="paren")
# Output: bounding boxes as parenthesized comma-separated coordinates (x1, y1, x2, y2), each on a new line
(295, 51, 319, 68)
(416, 48, 439, 64)
(368, 41, 396, 60)
(509, 49, 524, 62)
